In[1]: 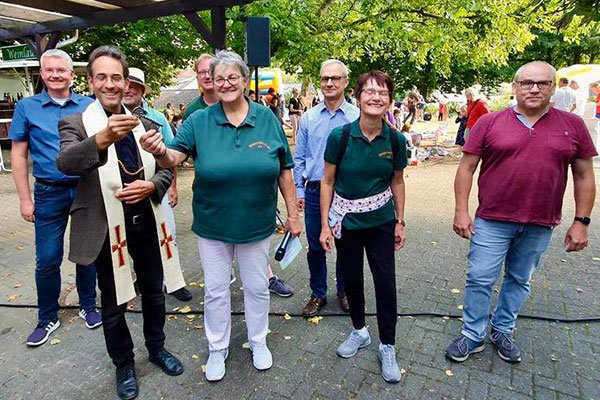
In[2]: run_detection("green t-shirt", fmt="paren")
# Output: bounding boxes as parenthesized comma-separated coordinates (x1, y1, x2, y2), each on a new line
(168, 100, 294, 243)
(324, 119, 407, 230)
(182, 94, 208, 121)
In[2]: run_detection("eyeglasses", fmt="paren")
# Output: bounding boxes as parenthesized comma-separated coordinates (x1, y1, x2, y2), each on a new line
(197, 69, 210, 77)
(516, 80, 553, 91)
(320, 75, 344, 85)
(361, 89, 390, 98)
(214, 75, 241, 87)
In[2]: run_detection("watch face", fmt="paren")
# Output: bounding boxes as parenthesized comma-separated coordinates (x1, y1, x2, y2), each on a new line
(576, 217, 591, 225)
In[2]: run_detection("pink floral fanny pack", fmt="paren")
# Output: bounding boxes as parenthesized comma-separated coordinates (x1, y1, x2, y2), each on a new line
(328, 187, 393, 239)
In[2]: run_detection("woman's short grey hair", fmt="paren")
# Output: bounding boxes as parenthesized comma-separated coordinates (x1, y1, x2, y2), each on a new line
(513, 61, 556, 82)
(320, 59, 349, 77)
(41, 49, 74, 71)
(210, 50, 250, 81)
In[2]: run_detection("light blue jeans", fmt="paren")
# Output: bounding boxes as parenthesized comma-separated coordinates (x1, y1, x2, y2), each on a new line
(461, 217, 553, 342)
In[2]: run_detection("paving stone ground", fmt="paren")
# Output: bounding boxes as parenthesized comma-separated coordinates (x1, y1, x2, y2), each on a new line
(0, 152, 599, 400)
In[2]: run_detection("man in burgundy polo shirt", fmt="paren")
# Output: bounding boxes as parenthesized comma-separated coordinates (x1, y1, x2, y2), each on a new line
(446, 61, 597, 363)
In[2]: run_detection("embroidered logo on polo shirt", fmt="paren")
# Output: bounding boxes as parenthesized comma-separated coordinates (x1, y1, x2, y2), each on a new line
(248, 141, 271, 150)
(379, 151, 393, 159)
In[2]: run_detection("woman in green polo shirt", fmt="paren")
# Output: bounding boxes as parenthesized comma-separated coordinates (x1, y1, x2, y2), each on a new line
(319, 70, 407, 384)
(140, 50, 302, 382)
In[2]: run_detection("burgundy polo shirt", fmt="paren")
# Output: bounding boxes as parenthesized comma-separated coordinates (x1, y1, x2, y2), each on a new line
(463, 107, 597, 227)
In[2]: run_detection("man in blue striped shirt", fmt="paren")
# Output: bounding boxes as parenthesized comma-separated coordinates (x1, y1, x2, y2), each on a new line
(293, 60, 359, 317)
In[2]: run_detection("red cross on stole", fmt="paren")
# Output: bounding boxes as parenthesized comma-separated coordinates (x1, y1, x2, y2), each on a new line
(160, 222, 174, 260)
(111, 225, 127, 267)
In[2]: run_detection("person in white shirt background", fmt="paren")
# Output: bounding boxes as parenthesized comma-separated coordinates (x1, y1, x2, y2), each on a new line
(550, 77, 577, 112)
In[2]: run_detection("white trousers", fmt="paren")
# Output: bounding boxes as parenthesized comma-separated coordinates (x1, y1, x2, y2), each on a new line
(197, 235, 270, 351)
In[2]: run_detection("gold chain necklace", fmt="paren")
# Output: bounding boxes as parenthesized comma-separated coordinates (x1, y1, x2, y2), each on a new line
(117, 160, 145, 177)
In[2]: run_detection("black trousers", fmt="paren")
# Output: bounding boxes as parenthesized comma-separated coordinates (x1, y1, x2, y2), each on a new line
(95, 214, 165, 367)
(335, 220, 397, 345)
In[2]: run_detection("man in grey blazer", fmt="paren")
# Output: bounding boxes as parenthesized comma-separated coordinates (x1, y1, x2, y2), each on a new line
(57, 46, 183, 400)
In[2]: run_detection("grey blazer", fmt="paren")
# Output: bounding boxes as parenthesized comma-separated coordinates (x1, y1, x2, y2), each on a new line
(57, 113, 173, 266)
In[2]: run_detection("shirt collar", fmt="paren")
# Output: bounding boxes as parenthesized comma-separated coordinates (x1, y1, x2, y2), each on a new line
(40, 89, 79, 106)
(350, 118, 390, 139)
(318, 99, 353, 115)
(213, 97, 257, 127)
(512, 105, 551, 128)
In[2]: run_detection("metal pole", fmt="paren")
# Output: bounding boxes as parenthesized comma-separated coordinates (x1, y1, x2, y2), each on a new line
(254, 66, 259, 102)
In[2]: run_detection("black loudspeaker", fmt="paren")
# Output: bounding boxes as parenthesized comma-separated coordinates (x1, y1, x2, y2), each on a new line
(245, 17, 270, 67)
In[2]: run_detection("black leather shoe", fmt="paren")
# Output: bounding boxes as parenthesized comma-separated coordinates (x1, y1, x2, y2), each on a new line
(149, 348, 185, 376)
(116, 364, 138, 400)
(169, 287, 193, 302)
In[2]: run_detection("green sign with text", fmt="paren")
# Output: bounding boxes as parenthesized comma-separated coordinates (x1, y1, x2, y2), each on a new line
(1, 45, 36, 61)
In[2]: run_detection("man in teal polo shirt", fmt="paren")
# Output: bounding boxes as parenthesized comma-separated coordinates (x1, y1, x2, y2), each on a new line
(182, 54, 218, 121)
(123, 67, 193, 302)
(9, 49, 100, 347)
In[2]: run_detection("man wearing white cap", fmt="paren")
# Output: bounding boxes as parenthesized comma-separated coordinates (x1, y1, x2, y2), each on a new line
(123, 67, 193, 302)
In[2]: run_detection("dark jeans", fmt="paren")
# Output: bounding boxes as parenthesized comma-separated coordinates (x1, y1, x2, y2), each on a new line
(304, 184, 344, 299)
(403, 106, 416, 124)
(33, 182, 97, 324)
(95, 213, 165, 367)
(335, 220, 397, 345)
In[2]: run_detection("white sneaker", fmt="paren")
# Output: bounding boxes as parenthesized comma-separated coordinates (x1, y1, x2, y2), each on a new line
(379, 344, 401, 383)
(205, 348, 228, 381)
(250, 344, 272, 370)
(336, 326, 371, 358)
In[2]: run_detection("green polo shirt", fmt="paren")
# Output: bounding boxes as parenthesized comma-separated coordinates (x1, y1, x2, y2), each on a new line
(182, 93, 209, 121)
(168, 100, 294, 243)
(324, 119, 407, 230)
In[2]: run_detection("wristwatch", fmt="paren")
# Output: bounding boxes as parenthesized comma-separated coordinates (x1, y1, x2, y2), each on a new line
(574, 216, 591, 225)
(395, 219, 406, 226)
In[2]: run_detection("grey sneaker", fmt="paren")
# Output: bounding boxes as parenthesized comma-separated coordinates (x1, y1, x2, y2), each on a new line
(490, 328, 521, 363)
(250, 344, 273, 370)
(205, 348, 228, 382)
(336, 327, 371, 358)
(378, 344, 401, 383)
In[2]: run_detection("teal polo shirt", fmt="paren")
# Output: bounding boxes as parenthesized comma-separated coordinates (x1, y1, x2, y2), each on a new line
(168, 100, 294, 243)
(324, 119, 407, 230)
(182, 94, 208, 121)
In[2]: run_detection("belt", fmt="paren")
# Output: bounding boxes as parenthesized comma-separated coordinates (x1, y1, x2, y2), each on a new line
(125, 213, 146, 226)
(35, 178, 78, 188)
(306, 180, 320, 189)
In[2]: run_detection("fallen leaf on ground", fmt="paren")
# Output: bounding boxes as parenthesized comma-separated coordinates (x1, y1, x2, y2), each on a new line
(442, 316, 450, 321)
(242, 342, 250, 349)
(284, 336, 292, 340)
(283, 313, 292, 320)
(179, 305, 192, 313)
(172, 307, 180, 312)
(201, 365, 206, 372)
(431, 241, 437, 245)
(307, 316, 323, 325)
(576, 288, 583, 293)
(560, 259, 567, 263)
(192, 354, 199, 360)
(550, 354, 558, 362)
(194, 325, 203, 330)
(593, 257, 600, 261)
(400, 368, 406, 374)
(186, 315, 196, 320)
(450, 288, 461, 294)
(445, 369, 454, 377)
(167, 315, 177, 321)
(267, 329, 272, 334)
(17, 246, 24, 250)
(198, 283, 205, 288)
(50, 338, 61, 345)
(7, 294, 20, 301)
(188, 282, 197, 286)
(13, 283, 22, 288)
(457, 304, 463, 310)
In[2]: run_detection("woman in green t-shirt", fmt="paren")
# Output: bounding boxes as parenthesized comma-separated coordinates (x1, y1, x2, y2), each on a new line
(320, 70, 407, 384)
(140, 50, 302, 382)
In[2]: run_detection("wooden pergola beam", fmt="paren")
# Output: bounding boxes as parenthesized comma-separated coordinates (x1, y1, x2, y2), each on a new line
(0, 0, 253, 40)
(0, 0, 103, 16)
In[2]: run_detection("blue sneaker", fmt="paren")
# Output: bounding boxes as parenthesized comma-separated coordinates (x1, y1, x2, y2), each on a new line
(445, 335, 484, 362)
(490, 328, 521, 363)
(26, 320, 60, 347)
(79, 308, 102, 329)
(268, 276, 293, 297)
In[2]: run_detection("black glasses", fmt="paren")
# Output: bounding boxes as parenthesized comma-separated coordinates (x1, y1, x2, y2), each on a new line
(214, 75, 241, 87)
(320, 75, 344, 85)
(516, 80, 554, 91)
